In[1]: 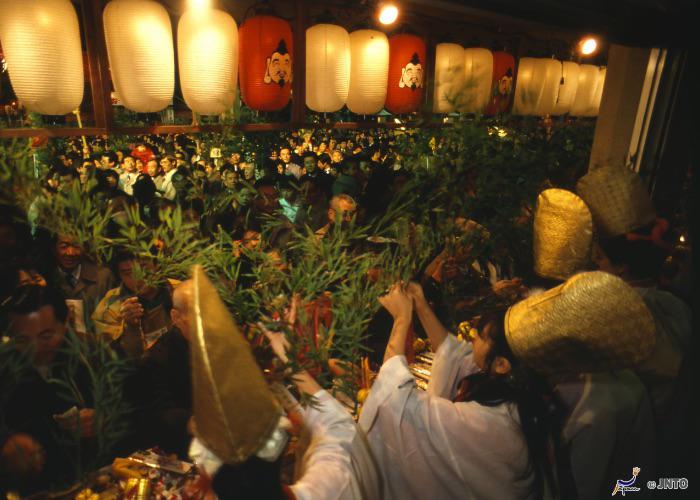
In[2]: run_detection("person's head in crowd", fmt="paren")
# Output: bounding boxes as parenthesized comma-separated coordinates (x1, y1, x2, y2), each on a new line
(132, 174, 157, 206)
(110, 250, 157, 299)
(253, 178, 279, 215)
(53, 234, 83, 272)
(99, 168, 120, 191)
(280, 147, 292, 165)
(318, 153, 332, 172)
(317, 142, 327, 155)
(205, 162, 218, 179)
(328, 194, 357, 228)
(100, 151, 118, 171)
(302, 153, 317, 175)
(122, 155, 138, 173)
(192, 163, 207, 181)
(170, 280, 193, 341)
(146, 159, 161, 178)
(329, 138, 337, 151)
(593, 220, 672, 284)
(160, 155, 176, 174)
(76, 161, 92, 185)
(331, 150, 343, 164)
(229, 152, 241, 165)
(135, 157, 145, 172)
(115, 150, 125, 163)
(221, 165, 239, 189)
(368, 146, 382, 164)
(241, 162, 256, 181)
(6, 285, 69, 367)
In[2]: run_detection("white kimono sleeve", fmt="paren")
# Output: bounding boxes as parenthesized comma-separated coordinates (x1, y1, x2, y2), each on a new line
(291, 390, 381, 500)
(427, 333, 480, 399)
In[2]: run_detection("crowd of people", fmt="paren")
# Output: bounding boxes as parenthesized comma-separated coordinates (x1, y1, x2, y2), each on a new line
(0, 127, 692, 499)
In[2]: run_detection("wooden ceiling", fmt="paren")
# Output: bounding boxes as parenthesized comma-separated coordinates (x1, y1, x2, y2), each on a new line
(157, 0, 692, 48)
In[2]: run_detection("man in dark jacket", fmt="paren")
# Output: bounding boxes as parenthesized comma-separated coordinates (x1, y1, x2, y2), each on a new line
(1, 285, 95, 494)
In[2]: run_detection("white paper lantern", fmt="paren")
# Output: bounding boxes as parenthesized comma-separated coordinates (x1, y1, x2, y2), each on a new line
(534, 58, 562, 116)
(552, 61, 580, 115)
(460, 48, 493, 113)
(0, 0, 83, 115)
(103, 0, 174, 113)
(346, 29, 389, 115)
(178, 8, 238, 115)
(512, 57, 537, 115)
(433, 43, 464, 113)
(588, 67, 607, 117)
(570, 64, 600, 117)
(306, 24, 350, 113)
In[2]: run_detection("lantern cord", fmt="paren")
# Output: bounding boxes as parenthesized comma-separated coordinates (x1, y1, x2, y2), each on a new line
(72, 109, 88, 151)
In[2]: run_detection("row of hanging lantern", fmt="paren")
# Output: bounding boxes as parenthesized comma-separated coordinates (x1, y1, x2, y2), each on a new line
(433, 44, 606, 117)
(307, 27, 427, 115)
(512, 58, 606, 117)
(0, 0, 605, 118)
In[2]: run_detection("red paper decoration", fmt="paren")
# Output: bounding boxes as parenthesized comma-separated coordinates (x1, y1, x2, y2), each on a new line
(238, 15, 293, 112)
(385, 34, 426, 114)
(485, 51, 515, 115)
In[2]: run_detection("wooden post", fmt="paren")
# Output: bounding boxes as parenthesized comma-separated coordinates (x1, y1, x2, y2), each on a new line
(291, 0, 307, 125)
(81, 0, 113, 130)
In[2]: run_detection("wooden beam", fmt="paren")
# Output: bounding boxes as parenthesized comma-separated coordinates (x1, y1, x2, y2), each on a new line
(0, 127, 107, 139)
(0, 120, 448, 139)
(80, 0, 114, 129)
(291, 0, 307, 123)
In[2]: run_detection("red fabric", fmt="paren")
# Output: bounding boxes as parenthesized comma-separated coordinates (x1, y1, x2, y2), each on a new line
(293, 294, 333, 377)
(239, 15, 293, 112)
(385, 34, 426, 114)
(484, 51, 515, 116)
(131, 146, 156, 170)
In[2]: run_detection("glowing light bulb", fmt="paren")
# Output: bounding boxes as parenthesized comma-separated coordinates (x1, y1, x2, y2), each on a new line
(679, 235, 685, 243)
(579, 37, 598, 56)
(188, 0, 210, 10)
(378, 4, 399, 25)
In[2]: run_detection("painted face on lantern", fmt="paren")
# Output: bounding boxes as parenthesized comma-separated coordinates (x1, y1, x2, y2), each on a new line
(498, 69, 513, 96)
(399, 53, 424, 90)
(264, 39, 293, 87)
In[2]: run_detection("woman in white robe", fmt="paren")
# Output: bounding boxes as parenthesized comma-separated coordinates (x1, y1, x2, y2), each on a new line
(359, 283, 539, 500)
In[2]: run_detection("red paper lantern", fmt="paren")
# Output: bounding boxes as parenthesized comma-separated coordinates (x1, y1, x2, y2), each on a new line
(385, 34, 426, 114)
(485, 51, 515, 115)
(238, 15, 293, 112)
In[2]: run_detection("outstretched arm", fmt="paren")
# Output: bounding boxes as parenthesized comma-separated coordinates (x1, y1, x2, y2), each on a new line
(407, 282, 449, 351)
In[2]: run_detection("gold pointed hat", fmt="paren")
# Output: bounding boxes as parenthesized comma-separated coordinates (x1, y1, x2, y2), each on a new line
(576, 165, 656, 237)
(190, 265, 281, 464)
(533, 189, 593, 281)
(505, 271, 656, 374)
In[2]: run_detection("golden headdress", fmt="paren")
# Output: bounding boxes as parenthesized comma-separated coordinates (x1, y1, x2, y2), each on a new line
(576, 165, 656, 237)
(190, 265, 281, 465)
(505, 271, 656, 374)
(533, 189, 593, 281)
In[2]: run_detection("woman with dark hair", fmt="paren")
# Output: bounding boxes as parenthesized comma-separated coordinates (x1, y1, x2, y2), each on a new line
(359, 283, 542, 500)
